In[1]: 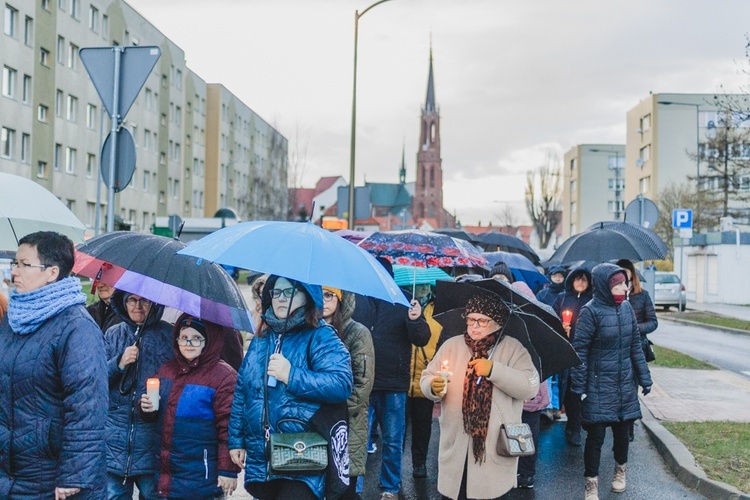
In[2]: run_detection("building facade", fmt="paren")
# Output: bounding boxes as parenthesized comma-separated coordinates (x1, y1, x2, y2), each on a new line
(1, 0, 286, 235)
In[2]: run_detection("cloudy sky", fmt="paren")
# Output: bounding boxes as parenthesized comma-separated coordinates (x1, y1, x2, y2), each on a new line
(128, 0, 750, 225)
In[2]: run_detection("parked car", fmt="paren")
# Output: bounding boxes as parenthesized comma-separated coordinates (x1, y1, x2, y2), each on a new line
(653, 272, 686, 311)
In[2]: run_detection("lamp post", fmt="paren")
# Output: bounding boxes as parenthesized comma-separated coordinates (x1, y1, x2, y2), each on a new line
(590, 148, 624, 220)
(348, 0, 394, 230)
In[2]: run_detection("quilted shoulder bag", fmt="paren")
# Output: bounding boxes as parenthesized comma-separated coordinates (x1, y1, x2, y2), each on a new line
(493, 399, 535, 457)
(268, 418, 328, 475)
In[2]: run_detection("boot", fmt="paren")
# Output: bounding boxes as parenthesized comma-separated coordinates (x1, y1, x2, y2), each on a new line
(584, 476, 599, 500)
(611, 463, 626, 493)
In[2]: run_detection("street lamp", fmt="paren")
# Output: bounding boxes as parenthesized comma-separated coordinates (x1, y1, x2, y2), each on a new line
(589, 148, 624, 220)
(348, 0, 394, 230)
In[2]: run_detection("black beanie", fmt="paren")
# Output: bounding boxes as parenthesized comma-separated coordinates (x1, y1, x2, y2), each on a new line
(489, 262, 514, 283)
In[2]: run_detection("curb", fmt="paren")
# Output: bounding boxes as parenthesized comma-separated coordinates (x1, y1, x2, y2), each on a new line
(659, 315, 750, 337)
(640, 406, 750, 500)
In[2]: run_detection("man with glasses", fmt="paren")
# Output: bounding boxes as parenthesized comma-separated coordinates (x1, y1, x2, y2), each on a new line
(103, 290, 174, 499)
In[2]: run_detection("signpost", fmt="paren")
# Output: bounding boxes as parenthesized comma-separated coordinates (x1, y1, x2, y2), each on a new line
(80, 46, 161, 232)
(672, 208, 693, 312)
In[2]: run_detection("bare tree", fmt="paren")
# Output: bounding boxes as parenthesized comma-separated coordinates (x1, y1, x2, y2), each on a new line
(655, 182, 721, 258)
(286, 122, 311, 221)
(525, 154, 562, 249)
(494, 203, 518, 232)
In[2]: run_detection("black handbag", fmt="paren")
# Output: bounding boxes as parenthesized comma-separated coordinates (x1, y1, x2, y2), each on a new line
(641, 336, 656, 362)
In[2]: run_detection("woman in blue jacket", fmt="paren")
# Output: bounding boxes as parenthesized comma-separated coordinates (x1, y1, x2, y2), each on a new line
(228, 275, 353, 500)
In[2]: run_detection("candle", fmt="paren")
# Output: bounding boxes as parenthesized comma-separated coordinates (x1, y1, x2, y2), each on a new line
(437, 359, 452, 396)
(562, 309, 573, 325)
(147, 378, 160, 411)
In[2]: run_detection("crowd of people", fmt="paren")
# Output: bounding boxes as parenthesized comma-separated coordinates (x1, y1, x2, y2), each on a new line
(0, 230, 657, 500)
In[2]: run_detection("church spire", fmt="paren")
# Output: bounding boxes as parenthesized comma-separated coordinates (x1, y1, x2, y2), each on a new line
(425, 46, 436, 112)
(399, 141, 406, 184)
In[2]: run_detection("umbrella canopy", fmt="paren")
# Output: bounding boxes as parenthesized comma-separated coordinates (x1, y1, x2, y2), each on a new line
(0, 172, 86, 254)
(177, 221, 409, 307)
(74, 232, 253, 332)
(334, 228, 372, 244)
(546, 226, 665, 267)
(585, 221, 668, 259)
(393, 264, 452, 287)
(432, 228, 478, 243)
(358, 229, 488, 269)
(474, 231, 540, 264)
(483, 250, 548, 292)
(433, 279, 580, 380)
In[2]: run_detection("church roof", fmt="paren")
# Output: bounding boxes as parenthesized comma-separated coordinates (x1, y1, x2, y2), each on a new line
(425, 48, 436, 112)
(366, 182, 412, 209)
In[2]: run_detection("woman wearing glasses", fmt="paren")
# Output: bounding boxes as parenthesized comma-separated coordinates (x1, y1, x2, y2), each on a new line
(0, 231, 108, 499)
(420, 290, 539, 500)
(103, 291, 175, 498)
(140, 314, 241, 498)
(228, 275, 353, 500)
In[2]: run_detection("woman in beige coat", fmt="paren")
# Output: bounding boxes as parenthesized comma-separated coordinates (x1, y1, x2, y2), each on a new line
(421, 290, 539, 500)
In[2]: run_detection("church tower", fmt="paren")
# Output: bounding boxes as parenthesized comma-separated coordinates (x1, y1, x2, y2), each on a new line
(413, 48, 445, 227)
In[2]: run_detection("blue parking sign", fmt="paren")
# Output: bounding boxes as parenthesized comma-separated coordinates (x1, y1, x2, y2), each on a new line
(672, 209, 693, 229)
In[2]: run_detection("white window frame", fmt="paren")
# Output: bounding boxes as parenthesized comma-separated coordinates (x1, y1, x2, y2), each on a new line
(2, 65, 16, 98)
(1, 127, 15, 158)
(65, 146, 76, 174)
(4, 4, 18, 37)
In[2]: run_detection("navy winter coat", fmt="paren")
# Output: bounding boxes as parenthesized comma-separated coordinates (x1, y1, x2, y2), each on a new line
(570, 264, 653, 424)
(104, 291, 175, 477)
(535, 265, 566, 307)
(628, 290, 658, 337)
(228, 321, 353, 499)
(551, 268, 593, 343)
(0, 305, 108, 499)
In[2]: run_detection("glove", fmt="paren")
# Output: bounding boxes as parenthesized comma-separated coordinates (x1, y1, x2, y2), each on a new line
(431, 376, 447, 397)
(468, 358, 493, 377)
(641, 386, 651, 396)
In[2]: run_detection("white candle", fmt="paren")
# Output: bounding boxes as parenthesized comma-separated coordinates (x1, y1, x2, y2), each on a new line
(147, 378, 160, 411)
(437, 359, 452, 396)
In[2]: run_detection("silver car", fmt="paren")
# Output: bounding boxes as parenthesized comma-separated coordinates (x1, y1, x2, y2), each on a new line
(653, 272, 686, 311)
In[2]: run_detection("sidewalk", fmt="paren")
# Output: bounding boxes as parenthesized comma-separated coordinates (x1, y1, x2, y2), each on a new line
(685, 301, 750, 322)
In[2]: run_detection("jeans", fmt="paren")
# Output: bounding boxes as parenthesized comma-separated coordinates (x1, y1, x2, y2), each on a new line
(583, 421, 631, 477)
(106, 472, 157, 500)
(407, 396, 434, 468)
(517, 409, 541, 478)
(370, 390, 407, 494)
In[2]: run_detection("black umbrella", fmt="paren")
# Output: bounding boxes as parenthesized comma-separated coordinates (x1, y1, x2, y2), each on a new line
(433, 279, 580, 379)
(585, 221, 668, 260)
(545, 226, 664, 267)
(474, 231, 540, 264)
(432, 228, 479, 243)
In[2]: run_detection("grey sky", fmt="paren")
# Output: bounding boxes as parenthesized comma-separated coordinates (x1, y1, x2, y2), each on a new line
(127, 0, 750, 225)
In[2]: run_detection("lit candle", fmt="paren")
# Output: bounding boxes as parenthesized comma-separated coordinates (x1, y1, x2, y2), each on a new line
(562, 309, 573, 325)
(147, 378, 160, 411)
(437, 359, 452, 396)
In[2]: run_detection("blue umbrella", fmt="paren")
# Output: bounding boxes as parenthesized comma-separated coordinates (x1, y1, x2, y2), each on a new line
(484, 250, 548, 292)
(393, 264, 452, 287)
(178, 221, 409, 307)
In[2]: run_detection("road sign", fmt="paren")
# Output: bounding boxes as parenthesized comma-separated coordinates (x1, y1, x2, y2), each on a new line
(679, 228, 693, 239)
(672, 209, 693, 229)
(100, 128, 136, 192)
(625, 196, 659, 228)
(80, 46, 161, 119)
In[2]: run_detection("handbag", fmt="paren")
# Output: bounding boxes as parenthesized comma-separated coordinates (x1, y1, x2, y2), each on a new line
(641, 336, 656, 362)
(269, 418, 328, 475)
(493, 399, 535, 457)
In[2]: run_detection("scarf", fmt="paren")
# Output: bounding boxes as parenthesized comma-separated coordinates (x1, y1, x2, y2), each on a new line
(613, 294, 626, 306)
(462, 328, 501, 463)
(263, 306, 308, 334)
(7, 277, 86, 335)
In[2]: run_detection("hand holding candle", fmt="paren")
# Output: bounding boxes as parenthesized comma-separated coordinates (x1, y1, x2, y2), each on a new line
(436, 359, 452, 396)
(144, 378, 160, 412)
(562, 309, 573, 327)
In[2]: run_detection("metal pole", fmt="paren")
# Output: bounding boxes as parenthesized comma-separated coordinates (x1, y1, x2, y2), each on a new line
(347, 10, 359, 230)
(106, 47, 123, 233)
(615, 151, 621, 220)
(95, 105, 105, 236)
(679, 234, 685, 314)
(695, 106, 701, 230)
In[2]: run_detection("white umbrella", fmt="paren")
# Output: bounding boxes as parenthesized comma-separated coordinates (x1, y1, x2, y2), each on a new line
(0, 172, 86, 254)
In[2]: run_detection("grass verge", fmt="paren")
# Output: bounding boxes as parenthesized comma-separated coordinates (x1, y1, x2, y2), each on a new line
(651, 345, 717, 370)
(662, 421, 750, 494)
(674, 311, 750, 332)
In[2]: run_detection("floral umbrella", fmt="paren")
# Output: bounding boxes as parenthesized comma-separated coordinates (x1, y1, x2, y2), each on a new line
(358, 229, 489, 269)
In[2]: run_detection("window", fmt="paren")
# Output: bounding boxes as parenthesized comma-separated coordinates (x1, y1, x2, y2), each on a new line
(639, 176, 651, 194)
(1, 127, 14, 158)
(69, 0, 79, 19)
(607, 201, 625, 214)
(640, 114, 651, 132)
(66, 94, 77, 122)
(4, 4, 17, 36)
(570, 201, 577, 214)
(66, 199, 74, 212)
(159, 152, 166, 165)
(57, 36, 65, 64)
(161, 74, 167, 88)
(88, 5, 98, 32)
(185, 166, 190, 179)
(22, 74, 30, 103)
(86, 153, 95, 177)
(20, 132, 29, 163)
(55, 89, 63, 115)
(2, 65, 16, 97)
(65, 147, 76, 173)
(101, 14, 108, 38)
(158, 191, 165, 203)
(37, 104, 48, 122)
(23, 15, 32, 45)
(53, 143, 61, 170)
(40, 47, 50, 66)
(68, 43, 78, 69)
(569, 180, 576, 194)
(160, 113, 166, 126)
(142, 170, 150, 191)
(142, 212, 149, 229)
(86, 202, 95, 227)
(145, 88, 152, 110)
(58, 0, 65, 12)
(639, 144, 651, 162)
(37, 160, 47, 178)
(86, 103, 96, 129)
(173, 179, 179, 198)
(175, 106, 181, 126)
(175, 69, 182, 90)
(143, 128, 150, 150)
(42, 0, 49, 10)
(607, 178, 625, 191)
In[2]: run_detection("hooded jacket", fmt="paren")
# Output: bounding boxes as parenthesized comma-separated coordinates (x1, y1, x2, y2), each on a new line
(103, 291, 175, 477)
(0, 301, 107, 499)
(228, 277, 352, 499)
(535, 266, 566, 307)
(628, 290, 658, 337)
(141, 314, 240, 499)
(570, 264, 653, 424)
(552, 268, 593, 342)
(338, 291, 374, 478)
(87, 298, 123, 333)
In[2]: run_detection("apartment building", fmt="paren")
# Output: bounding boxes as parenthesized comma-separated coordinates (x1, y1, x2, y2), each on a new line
(1, 0, 287, 234)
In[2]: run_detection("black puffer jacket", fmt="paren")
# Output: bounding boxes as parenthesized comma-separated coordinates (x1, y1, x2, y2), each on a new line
(552, 268, 593, 343)
(628, 291, 658, 337)
(570, 264, 652, 424)
(535, 266, 566, 307)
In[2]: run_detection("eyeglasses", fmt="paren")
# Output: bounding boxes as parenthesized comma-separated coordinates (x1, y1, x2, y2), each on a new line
(464, 316, 492, 328)
(269, 287, 295, 299)
(10, 260, 49, 271)
(323, 291, 337, 302)
(177, 337, 205, 347)
(126, 297, 152, 307)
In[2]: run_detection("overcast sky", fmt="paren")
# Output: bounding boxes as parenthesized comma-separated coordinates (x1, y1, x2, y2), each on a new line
(127, 0, 750, 226)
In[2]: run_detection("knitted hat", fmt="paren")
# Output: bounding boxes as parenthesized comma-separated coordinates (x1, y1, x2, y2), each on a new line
(465, 290, 510, 326)
(489, 262, 514, 283)
(178, 315, 207, 338)
(609, 271, 627, 289)
(322, 286, 342, 302)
